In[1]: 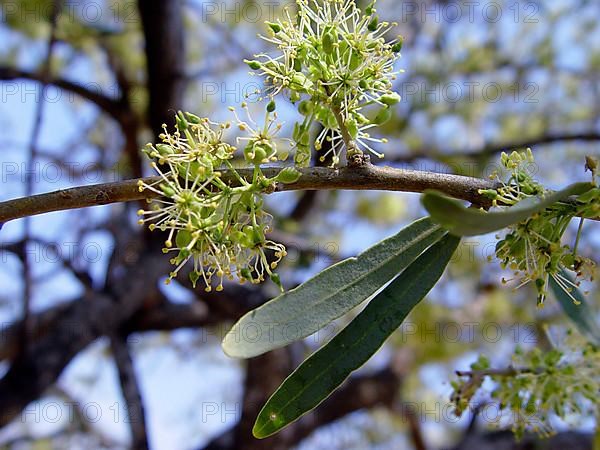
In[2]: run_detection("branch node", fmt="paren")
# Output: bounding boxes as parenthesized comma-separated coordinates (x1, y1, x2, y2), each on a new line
(347, 151, 371, 168)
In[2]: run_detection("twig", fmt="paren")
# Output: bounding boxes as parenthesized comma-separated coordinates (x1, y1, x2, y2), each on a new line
(0, 165, 498, 223)
(455, 367, 539, 378)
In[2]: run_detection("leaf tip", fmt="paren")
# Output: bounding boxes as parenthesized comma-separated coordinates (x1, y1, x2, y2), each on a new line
(252, 411, 282, 439)
(221, 327, 265, 359)
(220, 331, 244, 359)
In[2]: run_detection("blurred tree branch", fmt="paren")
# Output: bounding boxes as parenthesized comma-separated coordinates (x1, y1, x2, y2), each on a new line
(392, 132, 600, 163)
(138, 0, 186, 139)
(109, 332, 149, 450)
(0, 67, 126, 122)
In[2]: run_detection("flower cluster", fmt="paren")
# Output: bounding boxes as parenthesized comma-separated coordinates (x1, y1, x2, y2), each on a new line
(479, 149, 543, 206)
(452, 338, 600, 439)
(246, 0, 403, 166)
(480, 150, 598, 306)
(137, 109, 300, 292)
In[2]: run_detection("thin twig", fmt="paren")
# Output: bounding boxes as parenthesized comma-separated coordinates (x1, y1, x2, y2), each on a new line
(455, 367, 540, 378)
(21, 1, 61, 348)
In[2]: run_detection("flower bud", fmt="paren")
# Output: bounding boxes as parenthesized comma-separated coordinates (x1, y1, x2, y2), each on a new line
(275, 167, 302, 184)
(322, 30, 335, 54)
(176, 111, 188, 130)
(479, 189, 498, 200)
(240, 268, 253, 280)
(187, 271, 200, 288)
(373, 106, 392, 125)
(365, 1, 376, 15)
(368, 15, 379, 31)
(298, 100, 312, 116)
(349, 50, 363, 70)
(266, 21, 282, 33)
(176, 230, 193, 248)
(184, 112, 201, 124)
(156, 144, 174, 155)
(267, 100, 276, 112)
(290, 72, 313, 92)
(391, 36, 404, 53)
(355, 113, 370, 125)
(380, 92, 401, 106)
(245, 59, 262, 70)
(160, 183, 176, 197)
(270, 272, 283, 291)
(293, 57, 302, 72)
(345, 118, 359, 139)
(244, 225, 264, 246)
(585, 155, 598, 174)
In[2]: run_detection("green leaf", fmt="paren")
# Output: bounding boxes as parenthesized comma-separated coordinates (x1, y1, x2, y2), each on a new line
(222, 217, 446, 358)
(549, 268, 600, 345)
(252, 234, 460, 438)
(422, 182, 593, 236)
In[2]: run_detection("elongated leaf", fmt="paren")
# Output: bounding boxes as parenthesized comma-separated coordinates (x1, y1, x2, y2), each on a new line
(422, 182, 593, 236)
(252, 234, 460, 438)
(550, 269, 600, 345)
(222, 217, 446, 358)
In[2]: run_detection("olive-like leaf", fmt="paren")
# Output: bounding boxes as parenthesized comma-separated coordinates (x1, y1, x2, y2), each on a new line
(550, 269, 600, 345)
(422, 182, 593, 236)
(252, 234, 460, 438)
(222, 217, 446, 358)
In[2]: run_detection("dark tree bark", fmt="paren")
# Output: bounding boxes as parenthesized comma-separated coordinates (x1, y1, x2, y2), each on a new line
(138, 0, 186, 139)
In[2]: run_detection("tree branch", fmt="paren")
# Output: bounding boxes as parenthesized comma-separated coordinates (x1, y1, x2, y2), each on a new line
(0, 67, 125, 122)
(138, 0, 186, 139)
(21, 1, 61, 351)
(109, 332, 149, 450)
(393, 132, 600, 163)
(0, 165, 498, 223)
